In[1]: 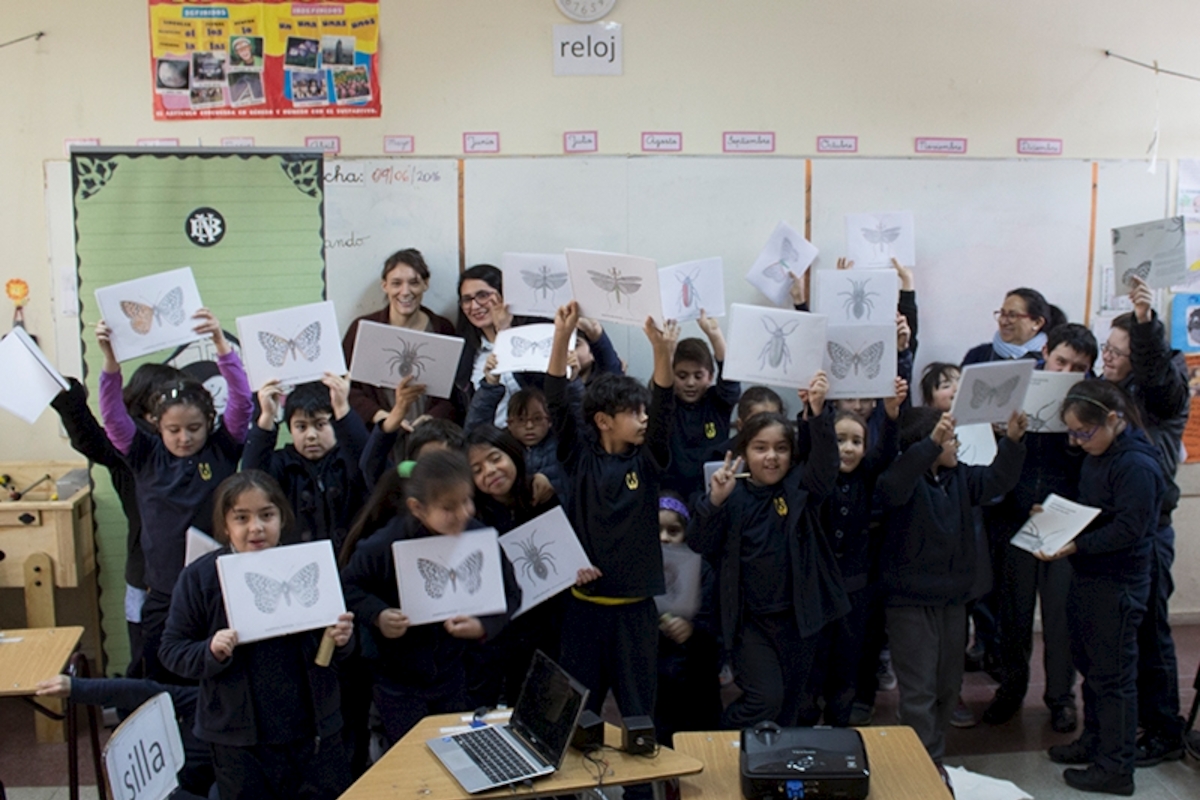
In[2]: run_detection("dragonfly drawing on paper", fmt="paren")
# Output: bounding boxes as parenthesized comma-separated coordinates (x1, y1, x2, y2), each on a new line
(861, 217, 903, 256)
(521, 265, 570, 302)
(589, 268, 643, 307)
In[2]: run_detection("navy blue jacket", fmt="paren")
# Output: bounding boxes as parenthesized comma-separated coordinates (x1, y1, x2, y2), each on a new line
(962, 342, 1044, 367)
(664, 364, 740, 499)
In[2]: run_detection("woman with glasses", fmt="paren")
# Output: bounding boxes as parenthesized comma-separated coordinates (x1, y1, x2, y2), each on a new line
(963, 287, 1066, 366)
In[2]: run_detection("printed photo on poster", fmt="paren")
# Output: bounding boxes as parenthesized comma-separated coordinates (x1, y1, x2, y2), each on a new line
(290, 71, 329, 105)
(284, 37, 320, 70)
(332, 66, 372, 104)
(229, 71, 266, 106)
(191, 51, 226, 85)
(155, 57, 190, 92)
(1170, 293, 1200, 353)
(320, 35, 356, 69)
(229, 35, 264, 69)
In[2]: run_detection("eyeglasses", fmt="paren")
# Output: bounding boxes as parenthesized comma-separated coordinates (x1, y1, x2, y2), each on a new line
(1067, 424, 1101, 442)
(459, 289, 498, 308)
(993, 309, 1032, 321)
(507, 415, 549, 427)
(1101, 342, 1130, 360)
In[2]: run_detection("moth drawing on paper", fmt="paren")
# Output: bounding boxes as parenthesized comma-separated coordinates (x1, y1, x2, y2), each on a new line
(675, 267, 703, 316)
(861, 217, 903, 255)
(385, 339, 433, 380)
(588, 268, 643, 307)
(509, 530, 557, 583)
(244, 562, 321, 614)
(258, 322, 321, 367)
(827, 340, 885, 380)
(758, 317, 800, 372)
(839, 278, 879, 320)
(969, 376, 1020, 409)
(417, 551, 484, 599)
(511, 335, 554, 360)
(120, 286, 186, 335)
(762, 238, 801, 282)
(1120, 260, 1151, 289)
(521, 265, 570, 301)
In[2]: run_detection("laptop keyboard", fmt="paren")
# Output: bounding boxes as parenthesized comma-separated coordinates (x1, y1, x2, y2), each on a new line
(456, 726, 536, 785)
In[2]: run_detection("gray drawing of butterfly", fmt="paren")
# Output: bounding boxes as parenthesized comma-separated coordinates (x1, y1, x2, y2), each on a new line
(511, 335, 553, 359)
(521, 266, 570, 300)
(969, 376, 1020, 409)
(861, 218, 902, 254)
(120, 287, 186, 335)
(1120, 260, 1152, 288)
(588, 268, 643, 305)
(243, 562, 321, 614)
(258, 321, 322, 368)
(827, 340, 885, 380)
(762, 237, 801, 282)
(417, 551, 484, 599)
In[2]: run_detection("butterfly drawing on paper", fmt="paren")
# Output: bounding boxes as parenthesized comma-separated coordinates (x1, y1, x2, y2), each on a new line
(861, 218, 903, 254)
(244, 562, 321, 614)
(511, 336, 553, 359)
(827, 340, 885, 380)
(258, 322, 321, 368)
(588, 268, 643, 306)
(521, 266, 570, 300)
(417, 551, 484, 599)
(1120, 260, 1152, 288)
(762, 238, 801, 282)
(120, 287, 186, 335)
(969, 376, 1021, 409)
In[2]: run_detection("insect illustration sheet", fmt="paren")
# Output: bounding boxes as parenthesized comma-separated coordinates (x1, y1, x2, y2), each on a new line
(500, 252, 573, 316)
(823, 323, 896, 399)
(498, 507, 593, 618)
(348, 320, 464, 399)
(948, 359, 1035, 427)
(393, 527, 507, 625)
(657, 257, 726, 322)
(184, 526, 220, 567)
(723, 303, 827, 389)
(0, 327, 69, 424)
(810, 269, 898, 325)
(955, 423, 998, 467)
(565, 249, 661, 327)
(216, 540, 345, 644)
(655, 543, 702, 620)
(235, 301, 346, 390)
(93, 266, 205, 362)
(492, 324, 575, 374)
(844, 211, 916, 269)
(1009, 493, 1101, 557)
(746, 221, 819, 307)
(1111, 216, 1187, 291)
(1021, 371, 1085, 434)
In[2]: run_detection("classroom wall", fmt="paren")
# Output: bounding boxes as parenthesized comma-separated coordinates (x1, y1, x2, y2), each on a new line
(4, 1, 1200, 639)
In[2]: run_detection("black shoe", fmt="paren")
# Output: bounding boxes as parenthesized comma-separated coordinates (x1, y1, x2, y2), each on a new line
(1048, 737, 1094, 765)
(982, 692, 1022, 725)
(1050, 703, 1078, 734)
(1062, 766, 1134, 796)
(1135, 734, 1185, 767)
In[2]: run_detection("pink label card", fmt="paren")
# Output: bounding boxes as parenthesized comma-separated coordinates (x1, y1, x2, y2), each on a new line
(384, 135, 415, 154)
(564, 131, 598, 153)
(723, 132, 775, 153)
(220, 137, 255, 147)
(816, 136, 858, 153)
(1017, 138, 1063, 156)
(136, 138, 180, 147)
(305, 136, 341, 154)
(63, 138, 100, 156)
(463, 132, 500, 153)
(642, 132, 682, 152)
(915, 137, 968, 154)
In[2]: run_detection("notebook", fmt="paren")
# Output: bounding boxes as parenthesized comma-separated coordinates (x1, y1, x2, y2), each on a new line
(427, 650, 589, 793)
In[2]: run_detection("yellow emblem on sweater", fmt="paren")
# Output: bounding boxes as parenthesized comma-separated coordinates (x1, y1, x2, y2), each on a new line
(198, 463, 213, 481)
(625, 470, 639, 490)
(704, 422, 716, 439)
(774, 496, 788, 516)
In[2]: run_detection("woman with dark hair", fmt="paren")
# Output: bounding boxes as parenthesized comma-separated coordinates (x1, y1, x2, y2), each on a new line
(341, 248, 458, 427)
(963, 287, 1061, 366)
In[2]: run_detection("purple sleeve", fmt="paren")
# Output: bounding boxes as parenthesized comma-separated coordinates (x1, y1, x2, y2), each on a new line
(217, 350, 253, 444)
(99, 370, 136, 454)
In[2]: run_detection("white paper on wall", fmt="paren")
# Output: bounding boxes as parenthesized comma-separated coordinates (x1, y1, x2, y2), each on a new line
(498, 507, 593, 618)
(500, 252, 573, 317)
(723, 303, 827, 390)
(93, 267, 206, 362)
(348, 319, 464, 399)
(393, 527, 507, 626)
(948, 360, 1035, 426)
(236, 301, 346, 390)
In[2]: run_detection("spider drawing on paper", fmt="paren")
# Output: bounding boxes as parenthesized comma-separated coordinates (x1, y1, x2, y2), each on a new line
(509, 530, 557, 582)
(758, 317, 800, 372)
(838, 278, 880, 320)
(675, 267, 702, 316)
(1025, 399, 1059, 433)
(384, 339, 433, 380)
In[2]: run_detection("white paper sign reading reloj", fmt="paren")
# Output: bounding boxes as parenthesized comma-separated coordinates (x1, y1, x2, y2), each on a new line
(393, 528, 508, 626)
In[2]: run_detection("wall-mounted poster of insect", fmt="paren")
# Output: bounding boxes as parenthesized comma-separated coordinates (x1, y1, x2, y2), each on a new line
(809, 268, 898, 324)
(498, 507, 593, 618)
(500, 252, 574, 317)
(954, 422, 998, 467)
(348, 320, 464, 399)
(93, 266, 206, 362)
(657, 257, 726, 323)
(723, 303, 827, 389)
(1112, 216, 1187, 291)
(235, 301, 346, 390)
(823, 323, 896, 399)
(844, 211, 915, 269)
(655, 543, 701, 620)
(745, 221, 818, 308)
(948, 359, 1035, 426)
(393, 527, 508, 625)
(492, 323, 576, 374)
(565, 249, 662, 327)
(216, 540, 346, 644)
(1009, 493, 1101, 557)
(1020, 371, 1084, 434)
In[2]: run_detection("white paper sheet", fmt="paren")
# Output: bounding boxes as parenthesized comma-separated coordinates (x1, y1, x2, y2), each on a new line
(745, 221, 818, 307)
(498, 507, 593, 619)
(216, 540, 346, 644)
(500, 252, 573, 317)
(94, 267, 206, 362)
(944, 766, 1032, 800)
(1009, 493, 1102, 557)
(844, 211, 916, 269)
(566, 249, 661, 327)
(809, 268, 899, 325)
(348, 320, 464, 399)
(655, 543, 702, 620)
(949, 360, 1035, 426)
(1111, 216, 1188, 290)
(184, 526, 221, 567)
(955, 423, 998, 467)
(658, 257, 725, 322)
(723, 303, 827, 389)
(1021, 371, 1085, 434)
(823, 323, 897, 400)
(104, 693, 185, 800)
(491, 324, 575, 374)
(235, 301, 346, 391)
(393, 528, 507, 625)
(0, 328, 69, 424)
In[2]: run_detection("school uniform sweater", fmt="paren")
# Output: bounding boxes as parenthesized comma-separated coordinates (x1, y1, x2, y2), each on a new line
(582, 328, 625, 384)
(663, 366, 741, 499)
(877, 435, 1025, 607)
(546, 374, 674, 598)
(240, 412, 370, 552)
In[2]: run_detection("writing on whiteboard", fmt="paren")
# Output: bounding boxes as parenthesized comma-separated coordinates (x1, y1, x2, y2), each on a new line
(325, 231, 371, 250)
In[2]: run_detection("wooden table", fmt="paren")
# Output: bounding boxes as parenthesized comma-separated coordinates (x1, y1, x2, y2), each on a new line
(339, 711, 704, 799)
(673, 727, 952, 800)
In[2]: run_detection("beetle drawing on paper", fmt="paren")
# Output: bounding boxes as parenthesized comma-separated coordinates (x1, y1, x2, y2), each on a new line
(675, 267, 702, 316)
(385, 339, 433, 380)
(509, 530, 557, 582)
(838, 278, 879, 320)
(758, 317, 800, 372)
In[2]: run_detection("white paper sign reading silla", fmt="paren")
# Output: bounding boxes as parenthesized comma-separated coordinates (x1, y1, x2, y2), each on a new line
(104, 692, 186, 800)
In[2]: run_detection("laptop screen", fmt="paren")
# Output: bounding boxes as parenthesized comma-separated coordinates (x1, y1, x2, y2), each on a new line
(509, 650, 589, 767)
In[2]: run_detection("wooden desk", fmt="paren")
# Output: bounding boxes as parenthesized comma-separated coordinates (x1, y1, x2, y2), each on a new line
(340, 711, 704, 799)
(673, 727, 951, 800)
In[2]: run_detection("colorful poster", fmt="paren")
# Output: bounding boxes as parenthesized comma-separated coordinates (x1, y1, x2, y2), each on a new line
(149, 1, 381, 120)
